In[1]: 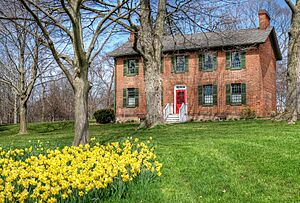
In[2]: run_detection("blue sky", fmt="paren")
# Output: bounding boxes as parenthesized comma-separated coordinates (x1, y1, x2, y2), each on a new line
(106, 0, 292, 55)
(277, 0, 296, 7)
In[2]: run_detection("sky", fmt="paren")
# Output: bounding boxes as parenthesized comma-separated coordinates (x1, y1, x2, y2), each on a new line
(277, 0, 295, 7)
(107, 0, 292, 54)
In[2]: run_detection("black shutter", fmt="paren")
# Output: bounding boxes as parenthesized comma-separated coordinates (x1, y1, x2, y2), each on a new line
(171, 56, 176, 73)
(198, 85, 203, 106)
(226, 52, 231, 69)
(199, 54, 203, 71)
(135, 59, 139, 75)
(213, 84, 218, 105)
(226, 84, 231, 105)
(241, 51, 246, 69)
(135, 88, 139, 107)
(160, 58, 164, 73)
(241, 83, 246, 104)
(123, 60, 128, 76)
(123, 89, 127, 107)
(185, 55, 189, 72)
(213, 52, 218, 70)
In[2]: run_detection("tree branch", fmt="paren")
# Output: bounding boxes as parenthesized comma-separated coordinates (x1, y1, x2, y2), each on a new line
(86, 0, 127, 60)
(0, 78, 19, 94)
(284, 0, 297, 14)
(26, 0, 73, 40)
(19, 0, 74, 88)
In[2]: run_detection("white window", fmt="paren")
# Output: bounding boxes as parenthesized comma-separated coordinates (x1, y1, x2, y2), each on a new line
(203, 53, 214, 70)
(203, 85, 213, 105)
(231, 52, 241, 68)
(176, 56, 185, 72)
(127, 88, 136, 107)
(128, 59, 137, 75)
(231, 83, 242, 104)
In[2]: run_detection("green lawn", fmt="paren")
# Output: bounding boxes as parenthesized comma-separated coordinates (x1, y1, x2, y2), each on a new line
(0, 120, 299, 202)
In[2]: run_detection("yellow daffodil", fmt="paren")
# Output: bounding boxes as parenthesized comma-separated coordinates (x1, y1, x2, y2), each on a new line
(0, 138, 162, 202)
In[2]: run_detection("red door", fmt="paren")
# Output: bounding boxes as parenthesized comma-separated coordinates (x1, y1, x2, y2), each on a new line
(175, 90, 186, 114)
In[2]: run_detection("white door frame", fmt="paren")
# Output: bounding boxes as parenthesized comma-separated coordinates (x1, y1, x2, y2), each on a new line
(174, 85, 187, 114)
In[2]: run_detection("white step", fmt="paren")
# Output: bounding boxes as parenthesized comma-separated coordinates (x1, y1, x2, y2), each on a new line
(166, 118, 179, 121)
(168, 115, 179, 118)
(165, 114, 180, 123)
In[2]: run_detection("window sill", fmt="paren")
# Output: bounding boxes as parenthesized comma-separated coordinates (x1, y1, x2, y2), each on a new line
(125, 74, 138, 77)
(125, 105, 138, 108)
(173, 71, 187, 74)
(201, 69, 214, 72)
(201, 104, 215, 107)
(229, 103, 243, 106)
(229, 67, 243, 70)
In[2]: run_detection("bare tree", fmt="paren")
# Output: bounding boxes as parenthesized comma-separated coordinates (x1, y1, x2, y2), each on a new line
(126, 0, 167, 127)
(136, 0, 167, 127)
(0, 11, 40, 134)
(0, 0, 130, 145)
(0, 74, 16, 125)
(279, 0, 300, 124)
(89, 55, 115, 116)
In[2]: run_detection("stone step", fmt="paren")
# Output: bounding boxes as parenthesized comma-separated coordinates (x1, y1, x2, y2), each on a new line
(166, 117, 180, 123)
(166, 117, 179, 120)
(167, 114, 179, 118)
(166, 120, 179, 123)
(166, 116, 179, 119)
(166, 119, 180, 122)
(165, 114, 180, 123)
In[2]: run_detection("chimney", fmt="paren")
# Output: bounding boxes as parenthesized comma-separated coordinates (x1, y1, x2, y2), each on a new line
(129, 32, 135, 43)
(258, 10, 270, 29)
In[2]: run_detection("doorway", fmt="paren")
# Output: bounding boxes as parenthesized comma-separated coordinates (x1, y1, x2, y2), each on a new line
(174, 85, 186, 114)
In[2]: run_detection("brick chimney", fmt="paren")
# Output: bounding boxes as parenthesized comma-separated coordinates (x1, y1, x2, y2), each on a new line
(258, 10, 270, 29)
(129, 32, 135, 42)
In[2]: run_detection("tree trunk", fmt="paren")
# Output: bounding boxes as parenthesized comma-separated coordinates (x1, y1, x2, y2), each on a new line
(143, 57, 163, 127)
(14, 93, 18, 124)
(41, 82, 45, 122)
(136, 0, 166, 128)
(279, 6, 300, 124)
(72, 76, 90, 146)
(19, 99, 27, 134)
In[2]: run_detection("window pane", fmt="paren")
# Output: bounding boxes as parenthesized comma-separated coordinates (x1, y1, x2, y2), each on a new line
(128, 98, 136, 106)
(203, 85, 213, 104)
(204, 95, 213, 104)
(231, 95, 242, 103)
(128, 59, 136, 74)
(176, 56, 185, 72)
(231, 84, 242, 103)
(127, 88, 136, 106)
(231, 52, 241, 68)
(231, 84, 242, 94)
(203, 53, 213, 70)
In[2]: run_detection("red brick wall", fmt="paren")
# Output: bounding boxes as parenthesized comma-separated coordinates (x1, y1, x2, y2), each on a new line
(115, 43, 277, 121)
(259, 37, 277, 116)
(115, 56, 147, 121)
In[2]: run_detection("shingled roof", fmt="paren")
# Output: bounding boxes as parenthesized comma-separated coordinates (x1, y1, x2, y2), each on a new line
(109, 27, 282, 60)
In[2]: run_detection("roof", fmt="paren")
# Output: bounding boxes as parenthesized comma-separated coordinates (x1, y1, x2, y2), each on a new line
(109, 27, 282, 60)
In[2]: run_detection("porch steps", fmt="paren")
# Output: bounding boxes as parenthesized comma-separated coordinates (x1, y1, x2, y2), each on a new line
(165, 114, 180, 123)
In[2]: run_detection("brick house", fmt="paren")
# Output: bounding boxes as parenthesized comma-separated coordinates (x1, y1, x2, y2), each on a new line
(109, 10, 282, 122)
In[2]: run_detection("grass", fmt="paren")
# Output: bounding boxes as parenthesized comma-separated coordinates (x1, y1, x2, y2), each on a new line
(0, 120, 299, 202)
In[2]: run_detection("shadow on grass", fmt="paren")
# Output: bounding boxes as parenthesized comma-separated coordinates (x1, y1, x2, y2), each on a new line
(30, 121, 74, 134)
